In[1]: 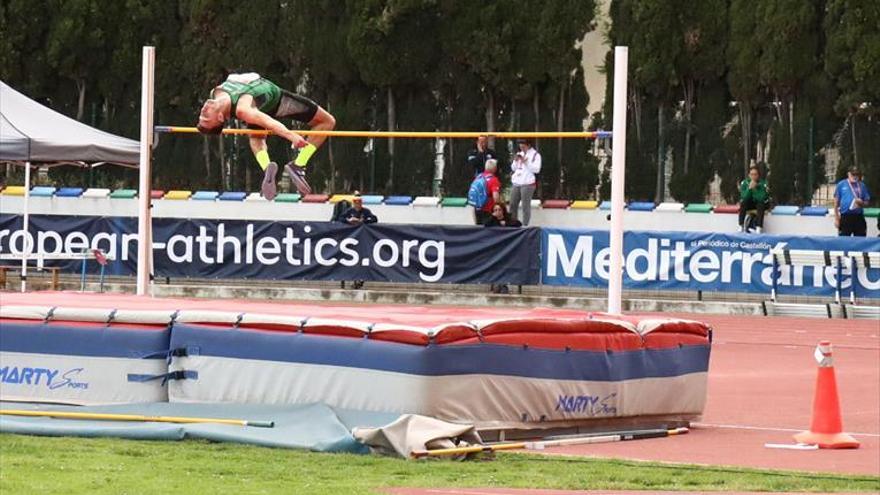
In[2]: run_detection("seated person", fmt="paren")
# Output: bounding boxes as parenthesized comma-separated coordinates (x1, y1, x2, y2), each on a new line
(484, 203, 521, 294)
(340, 193, 378, 225)
(484, 203, 522, 227)
(738, 165, 770, 233)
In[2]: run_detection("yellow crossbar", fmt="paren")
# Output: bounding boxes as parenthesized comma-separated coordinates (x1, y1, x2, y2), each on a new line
(155, 126, 611, 139)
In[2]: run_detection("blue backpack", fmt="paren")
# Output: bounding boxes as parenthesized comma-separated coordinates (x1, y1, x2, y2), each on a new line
(467, 174, 489, 208)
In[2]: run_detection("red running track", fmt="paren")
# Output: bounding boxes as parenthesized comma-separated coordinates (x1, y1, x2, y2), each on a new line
(0, 292, 877, 475)
(539, 313, 880, 475)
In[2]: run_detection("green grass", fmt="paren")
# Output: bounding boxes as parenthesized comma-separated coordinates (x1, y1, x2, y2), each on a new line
(1, 434, 877, 494)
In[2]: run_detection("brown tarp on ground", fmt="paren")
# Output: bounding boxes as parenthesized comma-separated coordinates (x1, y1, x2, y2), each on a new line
(353, 414, 483, 458)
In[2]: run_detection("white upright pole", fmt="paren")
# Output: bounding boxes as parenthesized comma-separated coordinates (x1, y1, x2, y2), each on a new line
(136, 46, 155, 296)
(20, 162, 31, 293)
(607, 46, 628, 314)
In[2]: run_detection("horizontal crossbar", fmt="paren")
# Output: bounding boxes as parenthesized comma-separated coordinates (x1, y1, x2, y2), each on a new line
(154, 126, 611, 139)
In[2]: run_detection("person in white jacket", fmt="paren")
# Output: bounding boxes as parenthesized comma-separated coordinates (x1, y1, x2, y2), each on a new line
(509, 139, 542, 226)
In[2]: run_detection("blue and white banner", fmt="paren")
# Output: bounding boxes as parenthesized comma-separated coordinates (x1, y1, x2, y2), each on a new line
(542, 228, 880, 298)
(0, 214, 540, 285)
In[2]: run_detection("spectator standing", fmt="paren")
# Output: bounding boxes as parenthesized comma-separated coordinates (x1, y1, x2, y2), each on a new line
(509, 139, 541, 226)
(738, 165, 770, 233)
(340, 193, 378, 225)
(834, 166, 872, 237)
(473, 159, 502, 225)
(465, 135, 500, 179)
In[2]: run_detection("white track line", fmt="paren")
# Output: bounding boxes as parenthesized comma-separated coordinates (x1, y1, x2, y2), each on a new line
(693, 422, 880, 438)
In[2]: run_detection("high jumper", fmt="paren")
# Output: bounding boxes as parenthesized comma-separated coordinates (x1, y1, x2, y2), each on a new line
(196, 72, 336, 199)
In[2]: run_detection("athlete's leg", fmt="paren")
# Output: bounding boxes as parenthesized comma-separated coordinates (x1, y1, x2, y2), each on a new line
(289, 106, 335, 168)
(250, 136, 278, 200)
(305, 107, 336, 149)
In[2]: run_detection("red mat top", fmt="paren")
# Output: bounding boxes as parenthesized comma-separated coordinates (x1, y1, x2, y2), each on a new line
(0, 291, 710, 349)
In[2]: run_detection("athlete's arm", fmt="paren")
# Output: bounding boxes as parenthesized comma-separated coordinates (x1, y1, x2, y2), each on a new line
(235, 94, 307, 148)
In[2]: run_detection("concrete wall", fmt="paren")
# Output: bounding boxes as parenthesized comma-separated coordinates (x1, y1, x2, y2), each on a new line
(2, 196, 878, 237)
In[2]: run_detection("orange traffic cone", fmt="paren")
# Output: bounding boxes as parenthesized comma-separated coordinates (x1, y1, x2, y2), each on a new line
(793, 341, 860, 449)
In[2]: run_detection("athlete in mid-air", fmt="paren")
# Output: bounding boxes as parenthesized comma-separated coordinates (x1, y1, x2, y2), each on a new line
(197, 73, 336, 199)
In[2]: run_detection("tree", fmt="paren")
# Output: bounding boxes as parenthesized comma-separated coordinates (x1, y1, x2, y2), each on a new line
(824, 0, 880, 196)
(348, 0, 441, 193)
(754, 0, 821, 203)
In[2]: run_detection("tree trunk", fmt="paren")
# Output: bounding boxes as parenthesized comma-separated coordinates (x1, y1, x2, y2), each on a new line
(683, 78, 694, 175)
(556, 81, 566, 196)
(485, 89, 496, 133)
(533, 86, 540, 150)
(219, 136, 228, 190)
(510, 99, 517, 131)
(788, 99, 795, 154)
(629, 88, 642, 144)
(446, 93, 455, 190)
(76, 79, 86, 121)
(386, 86, 396, 192)
(740, 105, 752, 176)
(202, 137, 212, 191)
(851, 114, 859, 169)
(655, 104, 665, 203)
(327, 93, 336, 192)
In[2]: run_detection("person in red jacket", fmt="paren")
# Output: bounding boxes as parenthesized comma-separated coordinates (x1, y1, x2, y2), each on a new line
(474, 159, 502, 225)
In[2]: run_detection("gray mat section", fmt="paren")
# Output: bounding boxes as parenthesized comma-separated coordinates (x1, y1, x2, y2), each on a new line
(0, 401, 400, 452)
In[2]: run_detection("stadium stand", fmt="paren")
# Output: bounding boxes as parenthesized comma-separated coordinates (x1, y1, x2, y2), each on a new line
(218, 191, 247, 201)
(302, 194, 330, 203)
(192, 191, 219, 201)
(82, 188, 111, 198)
(685, 203, 713, 213)
(1, 186, 26, 196)
(162, 190, 192, 200)
(56, 187, 84, 197)
(771, 205, 800, 215)
(110, 189, 137, 199)
(412, 196, 441, 207)
(30, 186, 56, 197)
(384, 195, 413, 206)
(542, 199, 570, 209)
(655, 202, 685, 212)
(274, 193, 302, 203)
(440, 197, 468, 207)
(570, 200, 599, 210)
(799, 206, 828, 216)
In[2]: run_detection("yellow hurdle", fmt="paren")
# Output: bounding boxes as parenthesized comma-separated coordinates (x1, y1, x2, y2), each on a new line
(154, 126, 611, 139)
(0, 409, 274, 428)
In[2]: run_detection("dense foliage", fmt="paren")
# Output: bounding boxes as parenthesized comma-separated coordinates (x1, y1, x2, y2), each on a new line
(0, 0, 597, 198)
(609, 0, 879, 204)
(1, 0, 877, 203)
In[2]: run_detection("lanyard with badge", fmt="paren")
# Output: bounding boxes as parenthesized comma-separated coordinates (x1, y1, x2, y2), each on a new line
(847, 179, 862, 210)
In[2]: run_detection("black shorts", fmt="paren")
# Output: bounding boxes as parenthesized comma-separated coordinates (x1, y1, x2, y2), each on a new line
(274, 90, 319, 124)
(839, 213, 867, 237)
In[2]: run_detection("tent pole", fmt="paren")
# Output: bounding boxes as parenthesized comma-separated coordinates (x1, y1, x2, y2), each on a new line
(20, 162, 31, 293)
(607, 46, 628, 315)
(137, 46, 155, 296)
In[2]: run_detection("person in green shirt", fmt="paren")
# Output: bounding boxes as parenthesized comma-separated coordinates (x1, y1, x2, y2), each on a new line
(738, 165, 770, 233)
(197, 73, 336, 200)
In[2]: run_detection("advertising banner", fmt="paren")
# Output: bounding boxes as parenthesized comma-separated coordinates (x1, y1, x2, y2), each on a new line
(542, 228, 880, 298)
(0, 214, 540, 285)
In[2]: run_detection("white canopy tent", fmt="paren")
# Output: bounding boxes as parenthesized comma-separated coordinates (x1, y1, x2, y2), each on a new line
(0, 80, 140, 291)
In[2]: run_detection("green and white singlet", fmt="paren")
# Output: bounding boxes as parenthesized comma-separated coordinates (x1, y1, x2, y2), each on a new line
(218, 75, 282, 115)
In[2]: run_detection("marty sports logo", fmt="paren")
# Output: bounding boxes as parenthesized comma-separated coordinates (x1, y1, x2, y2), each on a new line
(0, 366, 89, 390)
(555, 393, 618, 416)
